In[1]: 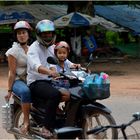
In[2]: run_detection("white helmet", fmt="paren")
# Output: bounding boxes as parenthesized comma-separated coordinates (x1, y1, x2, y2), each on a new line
(36, 19, 56, 47)
(14, 21, 31, 31)
(14, 21, 32, 45)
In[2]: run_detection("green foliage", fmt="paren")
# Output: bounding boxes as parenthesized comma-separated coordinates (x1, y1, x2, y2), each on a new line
(105, 31, 123, 45)
(0, 1, 30, 6)
(56, 29, 65, 38)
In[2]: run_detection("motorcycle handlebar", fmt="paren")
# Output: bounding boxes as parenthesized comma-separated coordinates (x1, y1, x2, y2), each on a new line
(70, 67, 88, 72)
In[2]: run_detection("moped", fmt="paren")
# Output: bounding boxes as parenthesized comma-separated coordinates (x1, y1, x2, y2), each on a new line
(2, 55, 118, 139)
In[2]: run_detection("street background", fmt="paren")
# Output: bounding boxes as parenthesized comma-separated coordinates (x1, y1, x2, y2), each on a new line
(0, 58, 140, 139)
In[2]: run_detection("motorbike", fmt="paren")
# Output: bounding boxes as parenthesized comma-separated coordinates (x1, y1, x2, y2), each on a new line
(2, 55, 118, 139)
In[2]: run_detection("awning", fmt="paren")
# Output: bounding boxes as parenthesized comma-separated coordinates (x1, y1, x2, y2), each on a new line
(95, 5, 140, 35)
(0, 4, 129, 33)
(0, 4, 67, 24)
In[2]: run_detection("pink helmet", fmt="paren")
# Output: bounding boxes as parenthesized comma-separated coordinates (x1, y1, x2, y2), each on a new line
(54, 41, 70, 55)
(14, 21, 32, 31)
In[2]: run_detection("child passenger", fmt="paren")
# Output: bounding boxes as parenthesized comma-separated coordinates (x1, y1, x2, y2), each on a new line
(49, 41, 81, 102)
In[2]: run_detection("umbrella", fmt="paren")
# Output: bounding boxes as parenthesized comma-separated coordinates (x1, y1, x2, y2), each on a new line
(54, 12, 99, 58)
(54, 12, 99, 28)
(0, 10, 35, 25)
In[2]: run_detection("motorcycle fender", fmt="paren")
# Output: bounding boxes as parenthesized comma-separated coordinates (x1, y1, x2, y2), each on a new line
(82, 102, 111, 115)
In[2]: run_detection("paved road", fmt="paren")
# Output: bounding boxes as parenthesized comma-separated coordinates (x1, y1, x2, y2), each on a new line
(0, 88, 140, 139)
(0, 62, 140, 139)
(100, 94, 140, 138)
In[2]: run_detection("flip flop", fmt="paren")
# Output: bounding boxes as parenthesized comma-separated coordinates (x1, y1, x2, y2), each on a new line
(41, 127, 53, 138)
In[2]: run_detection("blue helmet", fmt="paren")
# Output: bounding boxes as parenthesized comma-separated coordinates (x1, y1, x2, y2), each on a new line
(36, 19, 55, 34)
(35, 19, 56, 47)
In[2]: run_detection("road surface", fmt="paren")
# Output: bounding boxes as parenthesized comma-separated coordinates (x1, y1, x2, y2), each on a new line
(0, 59, 140, 139)
(0, 88, 140, 139)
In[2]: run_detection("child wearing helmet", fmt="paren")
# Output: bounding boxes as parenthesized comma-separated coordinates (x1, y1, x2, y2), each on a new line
(51, 41, 81, 73)
(5, 21, 32, 134)
(49, 41, 81, 102)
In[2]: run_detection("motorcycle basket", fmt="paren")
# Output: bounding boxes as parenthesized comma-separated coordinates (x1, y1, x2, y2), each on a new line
(82, 83, 110, 100)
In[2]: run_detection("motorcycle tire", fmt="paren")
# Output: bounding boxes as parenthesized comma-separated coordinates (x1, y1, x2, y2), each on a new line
(82, 111, 118, 139)
(13, 107, 24, 139)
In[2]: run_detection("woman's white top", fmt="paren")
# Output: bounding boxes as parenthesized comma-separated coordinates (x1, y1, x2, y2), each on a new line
(27, 40, 55, 85)
(5, 42, 28, 80)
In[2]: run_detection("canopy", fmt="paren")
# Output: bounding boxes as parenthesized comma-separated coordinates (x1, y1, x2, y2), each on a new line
(0, 4, 129, 32)
(95, 5, 140, 35)
(0, 10, 35, 25)
(54, 12, 99, 28)
(0, 4, 67, 24)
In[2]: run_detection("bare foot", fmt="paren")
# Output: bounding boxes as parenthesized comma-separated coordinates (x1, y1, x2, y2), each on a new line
(20, 124, 29, 134)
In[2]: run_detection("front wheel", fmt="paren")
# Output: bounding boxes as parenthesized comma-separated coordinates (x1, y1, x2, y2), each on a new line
(82, 111, 118, 139)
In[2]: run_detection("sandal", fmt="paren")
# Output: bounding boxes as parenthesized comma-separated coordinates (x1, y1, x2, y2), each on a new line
(41, 126, 53, 138)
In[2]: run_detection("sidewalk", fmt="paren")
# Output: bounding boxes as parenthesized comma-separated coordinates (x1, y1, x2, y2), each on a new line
(0, 62, 8, 89)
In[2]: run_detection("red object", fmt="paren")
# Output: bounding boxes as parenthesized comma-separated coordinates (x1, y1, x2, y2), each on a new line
(82, 47, 89, 56)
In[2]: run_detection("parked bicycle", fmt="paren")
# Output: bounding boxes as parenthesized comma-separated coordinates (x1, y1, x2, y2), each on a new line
(87, 112, 140, 139)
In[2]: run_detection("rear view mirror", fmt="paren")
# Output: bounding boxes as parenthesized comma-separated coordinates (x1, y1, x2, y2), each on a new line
(47, 56, 58, 65)
(89, 53, 93, 61)
(86, 53, 93, 68)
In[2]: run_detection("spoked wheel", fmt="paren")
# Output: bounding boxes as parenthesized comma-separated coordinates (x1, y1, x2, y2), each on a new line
(83, 111, 118, 139)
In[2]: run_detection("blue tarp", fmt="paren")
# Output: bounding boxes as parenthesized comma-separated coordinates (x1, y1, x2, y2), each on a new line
(0, 10, 35, 25)
(95, 5, 140, 35)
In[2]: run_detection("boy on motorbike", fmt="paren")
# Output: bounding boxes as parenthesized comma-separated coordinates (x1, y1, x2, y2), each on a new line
(49, 41, 81, 102)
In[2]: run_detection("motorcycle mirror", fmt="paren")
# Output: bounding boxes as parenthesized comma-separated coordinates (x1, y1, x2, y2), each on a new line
(86, 53, 93, 68)
(133, 112, 140, 120)
(47, 56, 58, 65)
(89, 53, 93, 61)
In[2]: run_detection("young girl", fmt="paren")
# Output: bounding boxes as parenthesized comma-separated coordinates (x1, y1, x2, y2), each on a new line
(50, 41, 81, 101)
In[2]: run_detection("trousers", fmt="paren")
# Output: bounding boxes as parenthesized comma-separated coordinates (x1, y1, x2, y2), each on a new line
(12, 80, 31, 103)
(29, 80, 61, 129)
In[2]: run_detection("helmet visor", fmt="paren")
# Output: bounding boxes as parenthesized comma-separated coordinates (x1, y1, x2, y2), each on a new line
(40, 31, 55, 43)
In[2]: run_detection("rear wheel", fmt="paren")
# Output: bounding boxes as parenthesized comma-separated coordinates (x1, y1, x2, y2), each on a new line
(82, 111, 118, 139)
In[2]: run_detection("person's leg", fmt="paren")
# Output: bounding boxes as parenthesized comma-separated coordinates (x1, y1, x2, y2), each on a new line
(20, 103, 30, 133)
(59, 88, 70, 102)
(12, 80, 31, 133)
(29, 80, 61, 130)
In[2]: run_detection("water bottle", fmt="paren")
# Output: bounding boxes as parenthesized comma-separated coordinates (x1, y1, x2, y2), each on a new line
(100, 72, 110, 84)
(95, 75, 103, 84)
(83, 74, 94, 87)
(2, 101, 14, 130)
(77, 71, 87, 79)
